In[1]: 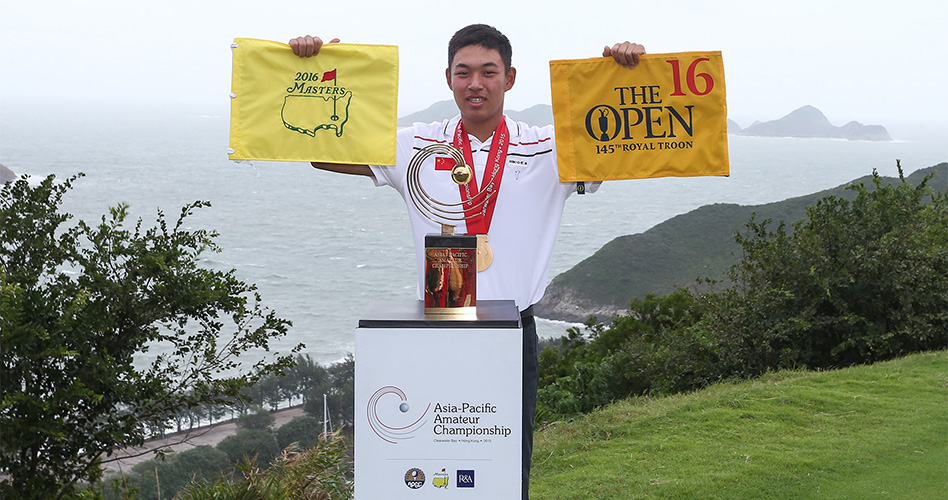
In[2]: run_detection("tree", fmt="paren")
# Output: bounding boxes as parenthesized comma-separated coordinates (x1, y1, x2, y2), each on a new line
(252, 372, 284, 411)
(304, 354, 354, 431)
(290, 353, 328, 405)
(0, 175, 301, 499)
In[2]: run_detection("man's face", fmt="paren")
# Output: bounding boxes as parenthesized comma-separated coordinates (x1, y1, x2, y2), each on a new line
(446, 44, 516, 131)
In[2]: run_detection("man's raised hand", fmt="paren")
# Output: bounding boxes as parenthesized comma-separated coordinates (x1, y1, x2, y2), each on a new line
(289, 35, 340, 57)
(603, 41, 646, 69)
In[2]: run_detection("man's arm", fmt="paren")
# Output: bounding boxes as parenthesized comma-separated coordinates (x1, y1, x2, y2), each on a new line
(289, 36, 376, 178)
(310, 162, 374, 177)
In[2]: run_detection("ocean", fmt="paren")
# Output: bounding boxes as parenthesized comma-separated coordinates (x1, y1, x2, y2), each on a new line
(1, 101, 945, 369)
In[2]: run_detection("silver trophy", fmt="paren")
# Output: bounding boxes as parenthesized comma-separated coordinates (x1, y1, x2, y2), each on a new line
(407, 144, 494, 317)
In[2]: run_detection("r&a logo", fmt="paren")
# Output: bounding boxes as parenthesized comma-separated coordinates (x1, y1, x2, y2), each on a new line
(456, 469, 475, 488)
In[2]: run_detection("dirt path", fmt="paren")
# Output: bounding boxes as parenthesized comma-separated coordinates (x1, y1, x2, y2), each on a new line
(104, 406, 307, 473)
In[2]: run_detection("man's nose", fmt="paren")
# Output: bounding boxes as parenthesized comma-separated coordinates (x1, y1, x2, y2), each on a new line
(467, 75, 484, 90)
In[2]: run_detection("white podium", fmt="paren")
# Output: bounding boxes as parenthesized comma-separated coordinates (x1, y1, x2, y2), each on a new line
(354, 300, 522, 498)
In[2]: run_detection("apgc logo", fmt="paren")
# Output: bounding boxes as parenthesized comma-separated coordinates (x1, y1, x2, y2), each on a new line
(367, 386, 431, 444)
(404, 468, 425, 489)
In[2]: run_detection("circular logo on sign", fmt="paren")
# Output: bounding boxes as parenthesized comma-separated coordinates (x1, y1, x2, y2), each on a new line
(404, 468, 426, 489)
(367, 386, 431, 444)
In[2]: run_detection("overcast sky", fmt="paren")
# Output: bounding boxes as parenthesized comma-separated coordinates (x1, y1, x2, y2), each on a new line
(2, 0, 945, 134)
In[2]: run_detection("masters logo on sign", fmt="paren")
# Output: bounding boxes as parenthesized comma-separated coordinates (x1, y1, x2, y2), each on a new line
(550, 51, 728, 182)
(229, 38, 398, 166)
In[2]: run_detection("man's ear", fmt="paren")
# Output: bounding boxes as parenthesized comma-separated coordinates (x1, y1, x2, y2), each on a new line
(505, 67, 517, 91)
(446, 67, 453, 90)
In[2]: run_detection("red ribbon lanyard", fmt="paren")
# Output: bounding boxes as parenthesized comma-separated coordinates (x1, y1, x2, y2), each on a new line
(452, 119, 509, 235)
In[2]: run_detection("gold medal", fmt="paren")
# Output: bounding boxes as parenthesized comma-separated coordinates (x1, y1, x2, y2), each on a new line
(476, 234, 493, 272)
(451, 163, 473, 185)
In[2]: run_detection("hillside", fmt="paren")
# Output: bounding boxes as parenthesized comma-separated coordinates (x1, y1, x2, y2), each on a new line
(532, 350, 947, 499)
(536, 164, 947, 322)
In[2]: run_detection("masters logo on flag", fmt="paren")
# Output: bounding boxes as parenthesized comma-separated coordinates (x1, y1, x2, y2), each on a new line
(550, 51, 728, 182)
(282, 67, 351, 138)
(229, 38, 398, 166)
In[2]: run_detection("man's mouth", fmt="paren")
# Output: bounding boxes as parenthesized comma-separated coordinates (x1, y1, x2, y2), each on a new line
(467, 97, 485, 103)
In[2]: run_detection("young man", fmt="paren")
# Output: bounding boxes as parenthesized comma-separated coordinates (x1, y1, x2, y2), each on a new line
(291, 24, 644, 499)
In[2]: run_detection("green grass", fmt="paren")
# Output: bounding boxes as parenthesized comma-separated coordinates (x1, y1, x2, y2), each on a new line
(531, 351, 947, 499)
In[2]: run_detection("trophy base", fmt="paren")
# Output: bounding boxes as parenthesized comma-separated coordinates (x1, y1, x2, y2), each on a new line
(424, 234, 477, 319)
(424, 305, 478, 320)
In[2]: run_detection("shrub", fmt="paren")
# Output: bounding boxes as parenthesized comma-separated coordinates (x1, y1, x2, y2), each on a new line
(715, 163, 947, 372)
(238, 407, 276, 430)
(216, 429, 281, 468)
(179, 432, 352, 500)
(537, 163, 947, 422)
(276, 416, 324, 450)
(124, 446, 229, 500)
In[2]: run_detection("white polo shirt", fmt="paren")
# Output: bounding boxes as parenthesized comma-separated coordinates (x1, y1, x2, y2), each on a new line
(370, 115, 595, 311)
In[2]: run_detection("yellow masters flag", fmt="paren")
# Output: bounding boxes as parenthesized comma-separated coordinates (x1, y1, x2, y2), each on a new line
(229, 38, 398, 165)
(550, 51, 728, 182)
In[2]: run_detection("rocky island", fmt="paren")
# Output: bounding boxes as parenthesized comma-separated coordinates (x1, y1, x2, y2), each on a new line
(1, 163, 17, 184)
(730, 105, 891, 141)
(401, 102, 890, 141)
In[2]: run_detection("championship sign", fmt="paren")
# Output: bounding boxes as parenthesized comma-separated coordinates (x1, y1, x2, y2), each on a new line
(355, 300, 523, 498)
(550, 51, 728, 182)
(229, 38, 398, 165)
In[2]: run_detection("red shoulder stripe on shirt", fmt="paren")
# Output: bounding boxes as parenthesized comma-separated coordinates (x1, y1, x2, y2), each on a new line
(415, 135, 551, 147)
(512, 137, 553, 147)
(413, 136, 448, 144)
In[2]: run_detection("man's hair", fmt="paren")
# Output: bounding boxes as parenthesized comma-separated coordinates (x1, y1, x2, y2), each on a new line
(447, 24, 513, 73)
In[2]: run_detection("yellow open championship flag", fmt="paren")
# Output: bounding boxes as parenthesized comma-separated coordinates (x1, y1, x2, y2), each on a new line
(550, 51, 728, 182)
(229, 38, 398, 165)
